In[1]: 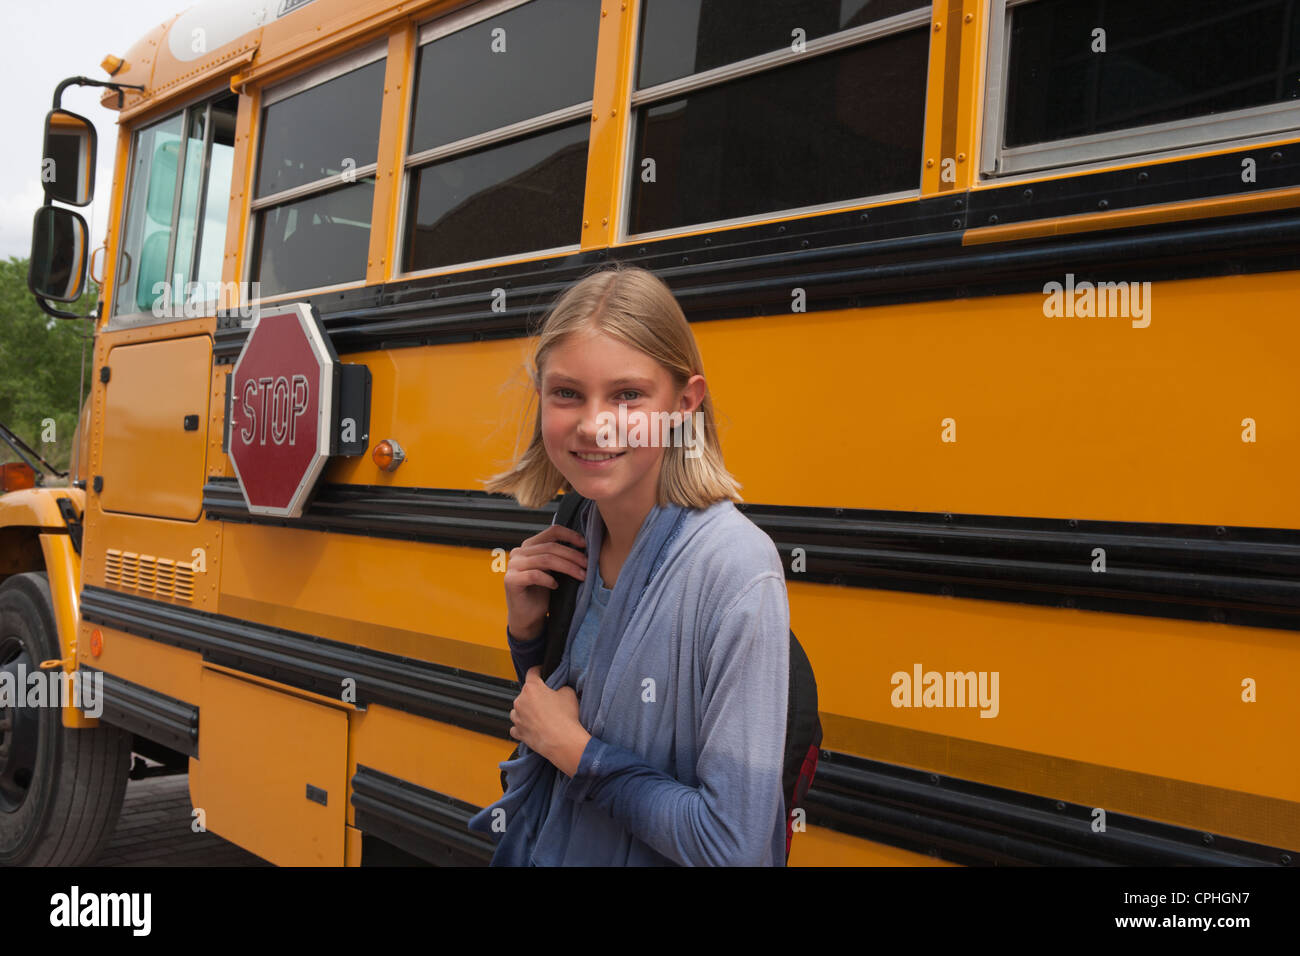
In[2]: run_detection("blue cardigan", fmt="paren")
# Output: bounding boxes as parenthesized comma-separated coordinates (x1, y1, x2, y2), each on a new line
(467, 497, 790, 866)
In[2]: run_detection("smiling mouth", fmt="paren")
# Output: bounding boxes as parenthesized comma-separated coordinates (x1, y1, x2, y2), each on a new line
(572, 450, 626, 462)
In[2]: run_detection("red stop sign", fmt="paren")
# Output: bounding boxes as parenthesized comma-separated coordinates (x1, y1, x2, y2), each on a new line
(229, 302, 337, 517)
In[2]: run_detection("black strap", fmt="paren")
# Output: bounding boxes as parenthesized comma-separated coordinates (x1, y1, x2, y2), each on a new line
(540, 491, 588, 680)
(502, 491, 589, 791)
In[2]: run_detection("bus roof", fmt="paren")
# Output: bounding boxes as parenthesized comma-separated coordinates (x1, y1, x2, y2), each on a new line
(100, 0, 421, 119)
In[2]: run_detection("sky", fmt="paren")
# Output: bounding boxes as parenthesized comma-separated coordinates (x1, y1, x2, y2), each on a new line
(0, 0, 190, 261)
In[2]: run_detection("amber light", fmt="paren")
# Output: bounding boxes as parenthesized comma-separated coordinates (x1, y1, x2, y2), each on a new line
(89, 629, 103, 657)
(0, 462, 36, 492)
(372, 439, 405, 472)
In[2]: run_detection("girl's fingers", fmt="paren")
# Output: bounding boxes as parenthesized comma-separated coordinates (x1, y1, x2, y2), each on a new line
(522, 525, 588, 550)
(530, 540, 589, 568)
(518, 569, 557, 591)
(510, 542, 587, 581)
(529, 536, 589, 563)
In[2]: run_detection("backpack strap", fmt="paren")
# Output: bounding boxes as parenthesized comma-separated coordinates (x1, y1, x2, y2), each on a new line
(502, 491, 589, 792)
(540, 490, 588, 680)
(784, 630, 823, 862)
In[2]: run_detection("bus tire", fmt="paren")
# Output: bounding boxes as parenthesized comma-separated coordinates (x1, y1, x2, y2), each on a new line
(0, 571, 131, 865)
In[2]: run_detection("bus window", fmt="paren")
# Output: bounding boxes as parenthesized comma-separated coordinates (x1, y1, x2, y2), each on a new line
(170, 109, 207, 302)
(114, 112, 182, 316)
(253, 180, 376, 296)
(637, 0, 928, 88)
(987, 0, 1300, 175)
(626, 0, 930, 238)
(401, 0, 601, 273)
(251, 52, 386, 298)
(112, 95, 238, 319)
(194, 108, 237, 292)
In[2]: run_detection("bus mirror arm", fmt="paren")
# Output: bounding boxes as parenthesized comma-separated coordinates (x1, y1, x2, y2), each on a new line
(52, 76, 144, 110)
(34, 295, 92, 322)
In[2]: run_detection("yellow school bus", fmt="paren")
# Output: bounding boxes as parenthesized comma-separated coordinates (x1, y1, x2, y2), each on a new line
(6, 0, 1298, 865)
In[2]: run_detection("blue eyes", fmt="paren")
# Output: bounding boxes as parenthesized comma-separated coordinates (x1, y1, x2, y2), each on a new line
(554, 388, 641, 401)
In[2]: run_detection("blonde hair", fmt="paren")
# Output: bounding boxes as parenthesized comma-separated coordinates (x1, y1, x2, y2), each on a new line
(483, 264, 743, 511)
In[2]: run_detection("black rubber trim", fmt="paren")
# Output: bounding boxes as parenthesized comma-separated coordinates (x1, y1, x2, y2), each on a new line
(202, 477, 1300, 632)
(212, 186, 1300, 362)
(352, 764, 494, 866)
(55, 497, 82, 555)
(79, 664, 198, 758)
(802, 750, 1297, 866)
(970, 142, 1300, 227)
(78, 586, 517, 738)
(203, 477, 561, 547)
(740, 501, 1300, 632)
(77, 591, 1298, 865)
(349, 755, 1297, 868)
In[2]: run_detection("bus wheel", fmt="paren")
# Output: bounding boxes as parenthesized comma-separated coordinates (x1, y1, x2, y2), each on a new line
(0, 572, 131, 865)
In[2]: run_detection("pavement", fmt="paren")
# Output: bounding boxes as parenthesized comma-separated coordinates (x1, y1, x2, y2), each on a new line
(96, 772, 271, 867)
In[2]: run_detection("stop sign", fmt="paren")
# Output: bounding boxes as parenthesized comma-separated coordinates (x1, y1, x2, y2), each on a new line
(228, 302, 338, 518)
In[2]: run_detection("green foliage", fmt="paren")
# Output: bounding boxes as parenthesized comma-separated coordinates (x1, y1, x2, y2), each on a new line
(0, 256, 97, 478)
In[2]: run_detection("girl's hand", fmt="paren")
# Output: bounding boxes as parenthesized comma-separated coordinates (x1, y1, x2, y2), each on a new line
(510, 666, 592, 776)
(504, 524, 588, 641)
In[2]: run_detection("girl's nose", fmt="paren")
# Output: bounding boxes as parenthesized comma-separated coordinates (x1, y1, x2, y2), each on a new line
(576, 404, 611, 443)
(575, 407, 599, 440)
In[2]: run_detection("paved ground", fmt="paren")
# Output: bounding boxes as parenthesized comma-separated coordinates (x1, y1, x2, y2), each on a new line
(97, 771, 270, 867)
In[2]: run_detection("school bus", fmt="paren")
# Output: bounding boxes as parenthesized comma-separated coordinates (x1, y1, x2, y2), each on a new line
(7, 0, 1298, 866)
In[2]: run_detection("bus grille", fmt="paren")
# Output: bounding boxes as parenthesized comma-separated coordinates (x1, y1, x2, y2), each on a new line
(104, 550, 196, 602)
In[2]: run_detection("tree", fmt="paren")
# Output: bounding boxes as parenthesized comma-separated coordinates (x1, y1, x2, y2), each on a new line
(0, 256, 97, 477)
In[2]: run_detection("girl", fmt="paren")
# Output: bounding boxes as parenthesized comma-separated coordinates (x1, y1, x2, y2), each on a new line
(466, 264, 790, 866)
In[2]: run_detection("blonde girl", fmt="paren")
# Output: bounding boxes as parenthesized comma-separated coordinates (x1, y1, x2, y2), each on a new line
(466, 264, 790, 866)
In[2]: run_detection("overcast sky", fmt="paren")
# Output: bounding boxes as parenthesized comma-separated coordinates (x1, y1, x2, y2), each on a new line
(0, 0, 190, 261)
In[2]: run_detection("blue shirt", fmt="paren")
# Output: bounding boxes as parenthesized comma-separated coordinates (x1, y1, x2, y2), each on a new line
(540, 562, 610, 844)
(567, 560, 611, 694)
(493, 498, 791, 866)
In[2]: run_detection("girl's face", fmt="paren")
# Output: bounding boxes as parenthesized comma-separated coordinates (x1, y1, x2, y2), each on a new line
(539, 326, 703, 513)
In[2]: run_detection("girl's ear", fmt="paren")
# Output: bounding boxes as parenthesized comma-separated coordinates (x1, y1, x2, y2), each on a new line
(679, 374, 707, 415)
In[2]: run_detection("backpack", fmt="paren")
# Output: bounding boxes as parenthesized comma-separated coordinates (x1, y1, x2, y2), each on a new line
(502, 491, 823, 862)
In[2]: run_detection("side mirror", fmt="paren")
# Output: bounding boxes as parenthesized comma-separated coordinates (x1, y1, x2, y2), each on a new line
(42, 109, 96, 206)
(28, 205, 88, 302)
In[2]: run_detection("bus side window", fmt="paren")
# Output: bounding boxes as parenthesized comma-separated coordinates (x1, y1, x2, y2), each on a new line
(987, 0, 1300, 176)
(627, 0, 932, 236)
(400, 0, 602, 273)
(250, 54, 386, 298)
(113, 95, 238, 319)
